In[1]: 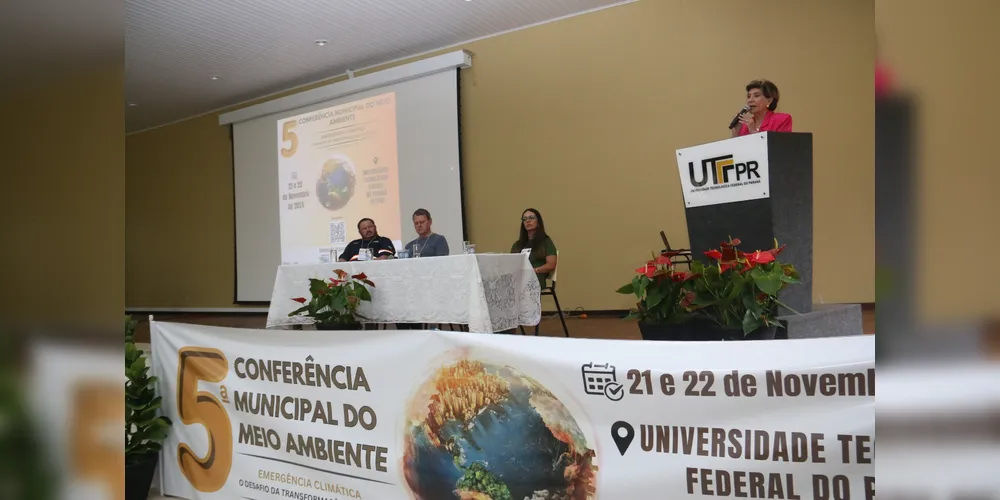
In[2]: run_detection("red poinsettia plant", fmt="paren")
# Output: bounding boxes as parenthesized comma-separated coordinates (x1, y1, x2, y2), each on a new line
(688, 237, 801, 334)
(289, 270, 375, 328)
(616, 252, 700, 324)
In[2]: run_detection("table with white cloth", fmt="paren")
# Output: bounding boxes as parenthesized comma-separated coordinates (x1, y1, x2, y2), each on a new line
(266, 254, 542, 332)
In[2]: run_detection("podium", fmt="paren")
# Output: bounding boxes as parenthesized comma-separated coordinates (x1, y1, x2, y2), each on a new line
(675, 132, 813, 315)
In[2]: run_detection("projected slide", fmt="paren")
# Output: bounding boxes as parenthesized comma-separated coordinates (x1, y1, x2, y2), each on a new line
(277, 92, 400, 264)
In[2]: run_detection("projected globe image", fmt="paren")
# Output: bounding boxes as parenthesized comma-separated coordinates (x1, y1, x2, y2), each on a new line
(403, 359, 598, 500)
(315, 156, 357, 210)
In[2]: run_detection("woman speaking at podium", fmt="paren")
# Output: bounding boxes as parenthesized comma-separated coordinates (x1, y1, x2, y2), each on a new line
(729, 79, 793, 137)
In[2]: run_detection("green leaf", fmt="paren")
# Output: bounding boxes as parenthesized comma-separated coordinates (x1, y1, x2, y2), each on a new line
(726, 279, 746, 301)
(355, 286, 372, 302)
(645, 283, 666, 309)
(702, 265, 719, 279)
(129, 357, 146, 374)
(780, 274, 800, 284)
(742, 309, 763, 335)
(332, 294, 349, 312)
(753, 268, 783, 295)
(623, 311, 643, 321)
(692, 293, 716, 307)
(742, 291, 759, 312)
(616, 282, 634, 295)
(308, 278, 328, 295)
(634, 275, 649, 300)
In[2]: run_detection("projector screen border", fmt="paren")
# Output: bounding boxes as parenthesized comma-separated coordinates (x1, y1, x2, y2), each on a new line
(219, 50, 473, 126)
(456, 68, 469, 243)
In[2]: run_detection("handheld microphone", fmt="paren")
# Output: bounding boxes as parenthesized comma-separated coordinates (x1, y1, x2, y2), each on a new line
(728, 105, 751, 129)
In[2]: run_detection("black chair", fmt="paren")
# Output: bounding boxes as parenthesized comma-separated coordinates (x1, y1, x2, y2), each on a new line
(660, 231, 693, 269)
(519, 251, 569, 337)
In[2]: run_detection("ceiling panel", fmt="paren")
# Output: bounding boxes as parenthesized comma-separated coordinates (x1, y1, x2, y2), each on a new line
(125, 0, 634, 132)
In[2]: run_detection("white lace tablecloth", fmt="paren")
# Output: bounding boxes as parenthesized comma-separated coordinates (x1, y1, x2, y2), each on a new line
(266, 254, 542, 332)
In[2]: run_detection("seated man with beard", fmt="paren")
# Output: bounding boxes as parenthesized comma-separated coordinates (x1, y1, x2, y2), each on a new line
(338, 218, 396, 261)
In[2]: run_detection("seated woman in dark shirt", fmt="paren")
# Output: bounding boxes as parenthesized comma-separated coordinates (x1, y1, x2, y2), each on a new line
(510, 208, 557, 285)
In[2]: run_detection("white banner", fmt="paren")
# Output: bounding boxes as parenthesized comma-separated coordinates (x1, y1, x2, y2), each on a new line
(151, 321, 874, 500)
(676, 133, 770, 208)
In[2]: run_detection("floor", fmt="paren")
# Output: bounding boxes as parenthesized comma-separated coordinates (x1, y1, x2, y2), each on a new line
(131, 307, 876, 343)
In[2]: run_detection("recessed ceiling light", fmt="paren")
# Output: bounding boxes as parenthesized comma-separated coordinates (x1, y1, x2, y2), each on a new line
(209, 75, 220, 81)
(127, 102, 138, 107)
(314, 39, 329, 47)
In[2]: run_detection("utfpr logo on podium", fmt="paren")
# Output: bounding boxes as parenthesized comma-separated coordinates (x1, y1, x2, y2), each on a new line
(687, 154, 761, 187)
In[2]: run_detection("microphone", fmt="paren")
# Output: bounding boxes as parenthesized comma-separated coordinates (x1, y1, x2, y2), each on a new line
(728, 105, 751, 129)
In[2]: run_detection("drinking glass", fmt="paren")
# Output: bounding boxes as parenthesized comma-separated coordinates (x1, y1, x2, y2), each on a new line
(465, 243, 476, 254)
(412, 244, 421, 258)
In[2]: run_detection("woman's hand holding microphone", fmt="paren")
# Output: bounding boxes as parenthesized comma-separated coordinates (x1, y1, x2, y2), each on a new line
(738, 111, 758, 132)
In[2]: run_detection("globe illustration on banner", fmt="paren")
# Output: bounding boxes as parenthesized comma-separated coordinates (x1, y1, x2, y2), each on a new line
(403, 359, 598, 500)
(315, 155, 356, 211)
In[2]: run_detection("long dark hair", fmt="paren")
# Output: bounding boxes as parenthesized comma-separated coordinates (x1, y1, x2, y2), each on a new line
(515, 208, 549, 258)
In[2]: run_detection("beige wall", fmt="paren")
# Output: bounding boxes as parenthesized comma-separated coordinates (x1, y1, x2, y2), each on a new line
(126, 0, 875, 310)
(0, 68, 125, 329)
(126, 114, 235, 306)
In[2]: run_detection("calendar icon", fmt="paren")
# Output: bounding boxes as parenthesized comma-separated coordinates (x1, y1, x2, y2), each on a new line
(581, 363, 617, 396)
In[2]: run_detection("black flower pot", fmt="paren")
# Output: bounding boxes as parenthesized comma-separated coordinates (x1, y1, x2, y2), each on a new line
(315, 322, 363, 331)
(697, 322, 778, 341)
(125, 454, 158, 500)
(639, 320, 778, 341)
(638, 321, 699, 341)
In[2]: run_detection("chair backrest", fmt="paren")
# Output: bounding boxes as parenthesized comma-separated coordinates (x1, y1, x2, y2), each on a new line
(659, 230, 692, 267)
(550, 250, 559, 285)
(660, 231, 672, 251)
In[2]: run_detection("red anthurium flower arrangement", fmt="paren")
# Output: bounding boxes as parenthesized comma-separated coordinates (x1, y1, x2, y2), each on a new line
(289, 269, 376, 328)
(619, 237, 801, 337)
(617, 252, 700, 325)
(688, 237, 800, 335)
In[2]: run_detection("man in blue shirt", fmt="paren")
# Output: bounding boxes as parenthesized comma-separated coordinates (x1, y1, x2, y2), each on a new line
(397, 209, 449, 331)
(403, 208, 449, 257)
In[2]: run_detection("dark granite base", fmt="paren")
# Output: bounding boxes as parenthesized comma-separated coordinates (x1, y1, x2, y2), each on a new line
(778, 304, 863, 339)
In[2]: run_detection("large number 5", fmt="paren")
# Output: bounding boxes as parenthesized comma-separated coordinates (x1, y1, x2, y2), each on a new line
(280, 121, 298, 158)
(176, 348, 232, 492)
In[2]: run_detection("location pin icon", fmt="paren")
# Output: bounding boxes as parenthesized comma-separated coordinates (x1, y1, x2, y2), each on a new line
(611, 421, 635, 456)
